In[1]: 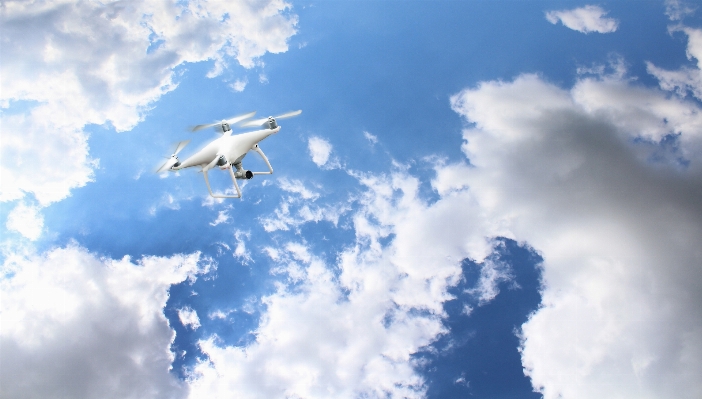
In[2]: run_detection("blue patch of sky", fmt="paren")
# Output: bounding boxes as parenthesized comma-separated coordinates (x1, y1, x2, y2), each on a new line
(417, 238, 543, 399)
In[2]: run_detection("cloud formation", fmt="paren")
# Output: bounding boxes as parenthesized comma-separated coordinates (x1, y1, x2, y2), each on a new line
(647, 26, 702, 100)
(0, 0, 298, 207)
(545, 5, 618, 34)
(0, 245, 208, 399)
(5, 202, 44, 240)
(188, 162, 511, 398)
(450, 40, 702, 397)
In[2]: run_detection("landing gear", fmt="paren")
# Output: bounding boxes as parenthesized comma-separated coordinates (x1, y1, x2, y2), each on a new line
(202, 144, 274, 199)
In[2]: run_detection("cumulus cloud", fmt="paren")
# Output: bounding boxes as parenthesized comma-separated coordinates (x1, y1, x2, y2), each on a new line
(0, 0, 298, 206)
(178, 307, 202, 330)
(187, 160, 513, 398)
(450, 63, 702, 397)
(5, 202, 44, 240)
(308, 136, 334, 167)
(0, 244, 208, 399)
(545, 5, 618, 34)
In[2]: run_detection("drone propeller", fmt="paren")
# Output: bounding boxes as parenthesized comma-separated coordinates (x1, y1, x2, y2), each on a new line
(239, 110, 302, 128)
(190, 111, 256, 132)
(156, 140, 190, 173)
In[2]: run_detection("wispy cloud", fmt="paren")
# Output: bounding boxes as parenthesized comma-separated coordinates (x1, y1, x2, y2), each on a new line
(364, 130, 378, 145)
(209, 210, 231, 226)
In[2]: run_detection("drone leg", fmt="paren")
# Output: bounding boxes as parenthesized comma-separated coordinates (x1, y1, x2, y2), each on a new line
(203, 169, 242, 199)
(251, 144, 274, 175)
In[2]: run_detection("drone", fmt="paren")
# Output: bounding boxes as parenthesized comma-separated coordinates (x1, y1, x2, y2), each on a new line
(157, 110, 301, 198)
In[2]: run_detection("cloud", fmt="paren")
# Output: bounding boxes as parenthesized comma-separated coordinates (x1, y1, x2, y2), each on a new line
(187, 163, 511, 398)
(364, 130, 378, 145)
(149, 192, 183, 215)
(308, 136, 334, 167)
(545, 5, 618, 34)
(229, 78, 248, 92)
(278, 177, 320, 200)
(647, 27, 702, 100)
(0, 244, 208, 399)
(465, 256, 514, 306)
(665, 0, 697, 21)
(5, 202, 44, 240)
(178, 307, 202, 330)
(210, 210, 231, 226)
(259, 177, 348, 232)
(1, 0, 298, 206)
(450, 66, 702, 397)
(233, 230, 253, 265)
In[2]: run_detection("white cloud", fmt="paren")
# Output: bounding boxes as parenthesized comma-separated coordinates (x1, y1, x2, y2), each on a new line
(210, 210, 231, 226)
(545, 5, 618, 34)
(5, 202, 44, 240)
(1, 0, 298, 207)
(229, 78, 248, 92)
(364, 130, 378, 145)
(0, 244, 208, 399)
(187, 164, 510, 398)
(149, 193, 183, 215)
(209, 309, 234, 320)
(260, 196, 348, 232)
(665, 0, 696, 21)
(278, 177, 320, 200)
(308, 136, 334, 167)
(450, 66, 702, 397)
(178, 306, 202, 330)
(647, 27, 702, 100)
(233, 230, 253, 265)
(465, 257, 514, 306)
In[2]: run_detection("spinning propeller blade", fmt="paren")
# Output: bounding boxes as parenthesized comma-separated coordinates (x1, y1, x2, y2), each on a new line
(173, 139, 190, 155)
(156, 140, 190, 173)
(239, 110, 302, 128)
(190, 111, 256, 132)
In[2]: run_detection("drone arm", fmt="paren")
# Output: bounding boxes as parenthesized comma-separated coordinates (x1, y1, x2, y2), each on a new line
(202, 169, 242, 199)
(250, 144, 274, 175)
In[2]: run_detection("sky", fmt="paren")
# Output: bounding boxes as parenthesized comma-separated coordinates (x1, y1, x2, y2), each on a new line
(1, 1, 702, 398)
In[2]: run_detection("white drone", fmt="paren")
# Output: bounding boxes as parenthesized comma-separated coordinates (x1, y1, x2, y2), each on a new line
(157, 110, 301, 198)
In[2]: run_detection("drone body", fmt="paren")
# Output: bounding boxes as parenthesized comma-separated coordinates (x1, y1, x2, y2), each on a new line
(157, 111, 301, 198)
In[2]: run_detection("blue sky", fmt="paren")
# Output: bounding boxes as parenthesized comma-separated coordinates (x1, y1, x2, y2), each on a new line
(2, 1, 702, 398)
